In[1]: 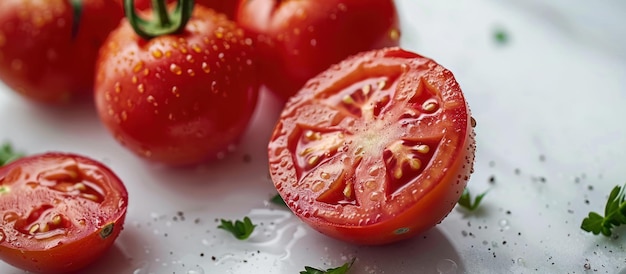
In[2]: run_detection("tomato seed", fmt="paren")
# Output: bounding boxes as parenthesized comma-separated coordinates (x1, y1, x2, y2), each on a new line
(343, 184, 353, 198)
(362, 84, 371, 95)
(342, 95, 355, 105)
(378, 80, 387, 90)
(51, 215, 62, 225)
(415, 144, 430, 154)
(422, 100, 439, 113)
(28, 224, 39, 234)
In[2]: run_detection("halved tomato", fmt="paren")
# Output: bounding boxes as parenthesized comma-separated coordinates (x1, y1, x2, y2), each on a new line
(268, 47, 476, 245)
(0, 153, 128, 273)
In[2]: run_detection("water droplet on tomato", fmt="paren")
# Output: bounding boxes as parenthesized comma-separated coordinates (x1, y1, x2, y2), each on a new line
(170, 64, 183, 75)
(436, 259, 457, 274)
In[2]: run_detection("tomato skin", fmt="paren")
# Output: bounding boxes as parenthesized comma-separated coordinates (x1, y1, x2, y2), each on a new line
(268, 47, 476, 245)
(130, 0, 238, 19)
(94, 6, 259, 166)
(236, 0, 401, 100)
(0, 153, 128, 273)
(0, 0, 124, 104)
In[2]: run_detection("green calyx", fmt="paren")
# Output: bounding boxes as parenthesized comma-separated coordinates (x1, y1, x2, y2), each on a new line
(124, 0, 195, 40)
(70, 0, 83, 39)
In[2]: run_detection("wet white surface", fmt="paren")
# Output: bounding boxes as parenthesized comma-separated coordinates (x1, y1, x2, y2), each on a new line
(1, 0, 626, 273)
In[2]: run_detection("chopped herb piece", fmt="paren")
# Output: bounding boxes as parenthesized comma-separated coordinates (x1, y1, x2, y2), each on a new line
(493, 28, 509, 44)
(218, 216, 256, 240)
(458, 188, 488, 211)
(0, 142, 24, 166)
(270, 193, 287, 207)
(300, 258, 356, 274)
(581, 183, 626, 237)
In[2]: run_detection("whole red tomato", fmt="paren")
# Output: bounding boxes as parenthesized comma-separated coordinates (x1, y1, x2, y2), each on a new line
(237, 0, 401, 100)
(0, 0, 124, 104)
(130, 0, 238, 19)
(0, 153, 128, 273)
(95, 0, 259, 166)
(268, 47, 476, 245)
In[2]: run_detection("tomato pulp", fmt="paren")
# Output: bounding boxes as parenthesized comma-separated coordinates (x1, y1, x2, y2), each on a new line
(268, 47, 476, 245)
(0, 153, 128, 273)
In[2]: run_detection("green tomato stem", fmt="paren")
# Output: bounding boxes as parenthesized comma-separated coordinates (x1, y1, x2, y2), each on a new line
(69, 0, 83, 39)
(124, 0, 195, 40)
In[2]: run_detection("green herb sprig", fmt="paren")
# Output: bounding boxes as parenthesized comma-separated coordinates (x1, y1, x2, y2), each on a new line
(0, 142, 24, 166)
(581, 183, 626, 237)
(270, 193, 287, 207)
(217, 216, 256, 240)
(457, 188, 488, 211)
(300, 258, 356, 274)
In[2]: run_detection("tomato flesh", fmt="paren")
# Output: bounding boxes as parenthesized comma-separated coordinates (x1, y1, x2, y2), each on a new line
(0, 153, 128, 273)
(268, 47, 476, 245)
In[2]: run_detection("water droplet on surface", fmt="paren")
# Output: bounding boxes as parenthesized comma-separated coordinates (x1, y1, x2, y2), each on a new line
(436, 259, 458, 274)
(498, 219, 510, 230)
(187, 266, 205, 274)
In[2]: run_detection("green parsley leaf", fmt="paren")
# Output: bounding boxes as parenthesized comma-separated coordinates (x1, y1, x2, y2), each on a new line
(457, 188, 488, 211)
(217, 216, 256, 240)
(581, 183, 626, 237)
(494, 28, 509, 44)
(0, 142, 24, 166)
(270, 193, 287, 207)
(300, 258, 356, 274)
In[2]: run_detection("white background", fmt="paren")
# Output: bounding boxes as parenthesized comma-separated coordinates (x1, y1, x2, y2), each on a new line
(1, 0, 625, 273)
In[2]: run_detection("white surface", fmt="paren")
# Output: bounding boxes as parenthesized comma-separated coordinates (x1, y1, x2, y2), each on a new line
(2, 0, 626, 273)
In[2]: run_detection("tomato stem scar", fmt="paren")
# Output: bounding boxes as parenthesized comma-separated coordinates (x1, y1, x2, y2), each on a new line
(99, 223, 115, 239)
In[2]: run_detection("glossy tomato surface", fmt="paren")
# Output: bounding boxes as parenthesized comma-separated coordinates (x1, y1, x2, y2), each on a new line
(237, 0, 401, 100)
(0, 153, 128, 273)
(268, 47, 476, 245)
(94, 6, 259, 166)
(0, 0, 124, 104)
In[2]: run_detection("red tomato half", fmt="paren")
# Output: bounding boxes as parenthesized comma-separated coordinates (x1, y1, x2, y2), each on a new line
(268, 47, 476, 245)
(237, 0, 401, 100)
(0, 153, 128, 273)
(0, 0, 124, 104)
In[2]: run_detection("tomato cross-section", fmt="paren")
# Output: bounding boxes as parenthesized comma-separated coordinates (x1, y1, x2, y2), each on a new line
(0, 153, 128, 273)
(268, 47, 476, 245)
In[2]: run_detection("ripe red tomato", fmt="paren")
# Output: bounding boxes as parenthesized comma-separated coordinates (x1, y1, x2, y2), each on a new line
(268, 47, 476, 245)
(0, 0, 124, 104)
(236, 0, 401, 100)
(0, 153, 128, 273)
(130, 0, 238, 19)
(95, 3, 259, 166)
